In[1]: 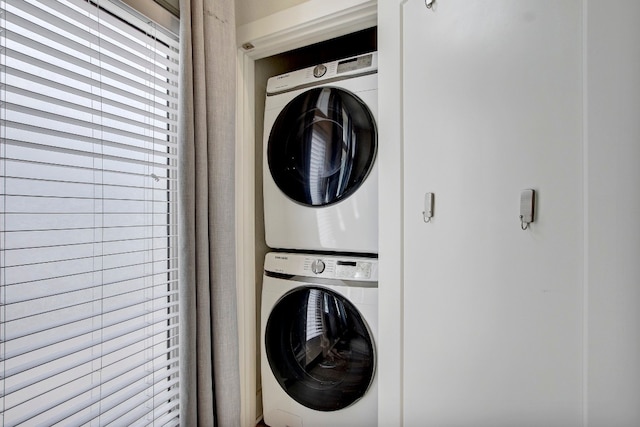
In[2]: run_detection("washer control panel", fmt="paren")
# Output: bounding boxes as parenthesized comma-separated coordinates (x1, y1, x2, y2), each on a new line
(304, 257, 372, 280)
(265, 252, 377, 282)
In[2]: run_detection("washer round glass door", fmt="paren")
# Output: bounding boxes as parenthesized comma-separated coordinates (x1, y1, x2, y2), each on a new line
(265, 286, 375, 411)
(267, 87, 377, 207)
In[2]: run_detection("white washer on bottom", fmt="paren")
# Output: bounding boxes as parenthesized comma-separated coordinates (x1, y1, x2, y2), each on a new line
(261, 252, 378, 427)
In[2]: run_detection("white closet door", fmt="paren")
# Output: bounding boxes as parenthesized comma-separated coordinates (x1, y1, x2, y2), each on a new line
(401, 1, 583, 426)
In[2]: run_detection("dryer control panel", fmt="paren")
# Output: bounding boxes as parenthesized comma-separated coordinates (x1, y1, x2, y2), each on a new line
(266, 52, 378, 96)
(264, 252, 378, 282)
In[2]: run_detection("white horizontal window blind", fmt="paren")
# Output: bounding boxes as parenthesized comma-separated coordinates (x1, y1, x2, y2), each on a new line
(0, 0, 180, 425)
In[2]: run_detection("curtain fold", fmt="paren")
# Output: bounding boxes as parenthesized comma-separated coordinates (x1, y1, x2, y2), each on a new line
(178, 0, 240, 425)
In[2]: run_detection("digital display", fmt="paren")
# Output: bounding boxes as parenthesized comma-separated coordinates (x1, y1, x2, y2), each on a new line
(337, 261, 357, 266)
(337, 54, 373, 74)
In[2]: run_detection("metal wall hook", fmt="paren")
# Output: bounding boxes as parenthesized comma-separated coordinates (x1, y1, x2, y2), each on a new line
(519, 189, 535, 231)
(423, 192, 434, 223)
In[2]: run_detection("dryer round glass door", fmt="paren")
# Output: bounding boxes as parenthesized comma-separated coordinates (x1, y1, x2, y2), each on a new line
(265, 286, 376, 411)
(267, 87, 377, 207)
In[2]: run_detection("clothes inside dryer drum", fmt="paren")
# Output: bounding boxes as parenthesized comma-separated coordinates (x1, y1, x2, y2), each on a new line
(265, 286, 375, 412)
(267, 87, 377, 207)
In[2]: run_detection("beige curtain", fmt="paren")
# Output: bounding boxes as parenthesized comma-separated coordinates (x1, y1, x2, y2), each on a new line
(178, 0, 240, 425)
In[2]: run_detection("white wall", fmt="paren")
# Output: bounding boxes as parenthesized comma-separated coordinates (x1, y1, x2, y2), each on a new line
(235, 0, 308, 27)
(587, 1, 640, 425)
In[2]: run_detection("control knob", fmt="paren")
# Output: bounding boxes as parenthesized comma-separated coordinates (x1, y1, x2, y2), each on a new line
(313, 64, 327, 78)
(311, 259, 325, 274)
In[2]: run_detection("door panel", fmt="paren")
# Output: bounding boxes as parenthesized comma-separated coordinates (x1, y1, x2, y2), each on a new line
(265, 287, 375, 411)
(267, 87, 377, 207)
(401, 1, 583, 425)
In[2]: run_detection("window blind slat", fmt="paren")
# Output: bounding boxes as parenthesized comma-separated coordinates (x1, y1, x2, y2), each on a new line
(3, 137, 177, 170)
(2, 174, 175, 196)
(81, 366, 180, 426)
(3, 30, 177, 105)
(0, 0, 180, 422)
(4, 262, 178, 298)
(3, 238, 171, 268)
(141, 407, 181, 427)
(5, 313, 178, 392)
(4, 63, 176, 130)
(3, 301, 179, 362)
(71, 365, 179, 426)
(152, 415, 181, 427)
(42, 0, 178, 53)
(70, 378, 180, 427)
(3, 47, 177, 116)
(2, 322, 179, 383)
(4, 226, 175, 249)
(4, 84, 176, 137)
(3, 104, 178, 151)
(2, 194, 172, 210)
(3, 213, 171, 227)
(4, 8, 176, 90)
(106, 386, 180, 427)
(4, 343, 179, 410)
(2, 199, 173, 219)
(1, 157, 176, 190)
(5, 278, 178, 320)
(4, 202, 171, 217)
(5, 285, 179, 330)
(8, 362, 180, 426)
(9, 0, 180, 61)
(3, 341, 179, 404)
(4, 256, 175, 292)
(115, 388, 180, 427)
(4, 64, 177, 126)
(6, 0, 179, 75)
(3, 132, 176, 174)
(2, 233, 176, 252)
(5, 288, 178, 335)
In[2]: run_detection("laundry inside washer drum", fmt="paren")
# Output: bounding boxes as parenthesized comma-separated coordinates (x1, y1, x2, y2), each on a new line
(267, 87, 377, 207)
(265, 286, 376, 412)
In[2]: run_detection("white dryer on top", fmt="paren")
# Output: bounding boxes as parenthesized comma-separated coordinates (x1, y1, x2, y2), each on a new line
(263, 52, 378, 254)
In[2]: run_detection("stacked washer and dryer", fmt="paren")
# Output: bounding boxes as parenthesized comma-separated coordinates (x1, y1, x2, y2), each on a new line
(260, 52, 379, 427)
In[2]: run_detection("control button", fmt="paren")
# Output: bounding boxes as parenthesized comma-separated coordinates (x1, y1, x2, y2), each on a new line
(313, 64, 327, 78)
(311, 259, 325, 274)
